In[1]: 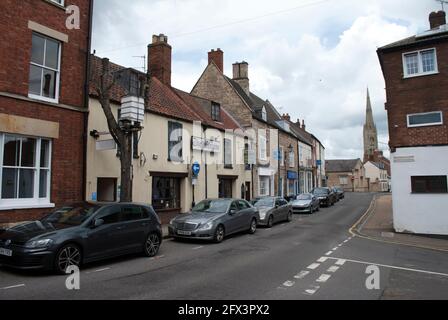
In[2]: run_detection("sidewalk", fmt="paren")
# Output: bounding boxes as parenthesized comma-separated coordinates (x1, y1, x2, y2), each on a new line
(353, 194, 448, 252)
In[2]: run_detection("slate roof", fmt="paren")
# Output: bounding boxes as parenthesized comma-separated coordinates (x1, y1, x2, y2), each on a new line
(325, 159, 361, 173)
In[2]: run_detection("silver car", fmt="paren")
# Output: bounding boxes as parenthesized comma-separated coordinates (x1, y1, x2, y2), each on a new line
(252, 197, 293, 228)
(168, 199, 259, 243)
(291, 194, 320, 214)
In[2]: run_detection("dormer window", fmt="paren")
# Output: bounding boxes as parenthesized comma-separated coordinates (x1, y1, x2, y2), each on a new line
(261, 106, 267, 121)
(211, 102, 221, 122)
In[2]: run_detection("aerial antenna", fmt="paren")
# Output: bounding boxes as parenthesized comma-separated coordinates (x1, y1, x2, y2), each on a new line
(132, 55, 147, 73)
(436, 0, 448, 10)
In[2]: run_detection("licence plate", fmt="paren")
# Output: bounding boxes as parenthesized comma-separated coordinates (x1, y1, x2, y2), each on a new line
(177, 230, 192, 236)
(0, 248, 12, 257)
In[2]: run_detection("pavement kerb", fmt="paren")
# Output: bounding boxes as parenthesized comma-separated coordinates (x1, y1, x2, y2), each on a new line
(349, 195, 448, 253)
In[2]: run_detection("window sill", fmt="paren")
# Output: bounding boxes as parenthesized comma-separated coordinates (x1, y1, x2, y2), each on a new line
(28, 93, 59, 105)
(43, 0, 66, 10)
(0, 202, 55, 211)
(403, 71, 439, 79)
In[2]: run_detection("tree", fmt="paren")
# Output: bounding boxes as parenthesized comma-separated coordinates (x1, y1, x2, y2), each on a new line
(91, 57, 141, 202)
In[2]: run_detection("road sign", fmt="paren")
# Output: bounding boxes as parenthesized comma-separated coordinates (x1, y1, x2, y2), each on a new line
(192, 162, 201, 176)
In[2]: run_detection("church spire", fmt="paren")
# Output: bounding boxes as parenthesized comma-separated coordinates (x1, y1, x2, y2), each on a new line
(366, 87, 375, 127)
(364, 87, 379, 162)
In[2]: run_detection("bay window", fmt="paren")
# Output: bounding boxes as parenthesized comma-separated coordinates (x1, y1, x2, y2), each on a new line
(0, 133, 52, 209)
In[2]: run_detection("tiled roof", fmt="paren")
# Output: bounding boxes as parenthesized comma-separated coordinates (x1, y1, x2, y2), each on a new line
(326, 159, 361, 172)
(378, 26, 448, 51)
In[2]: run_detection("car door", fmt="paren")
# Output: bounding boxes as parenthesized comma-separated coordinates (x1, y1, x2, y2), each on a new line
(224, 201, 240, 235)
(120, 205, 148, 252)
(238, 200, 255, 228)
(84, 205, 125, 260)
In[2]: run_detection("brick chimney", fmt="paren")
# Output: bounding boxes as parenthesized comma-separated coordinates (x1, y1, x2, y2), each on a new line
(429, 11, 446, 29)
(232, 61, 250, 96)
(302, 120, 306, 131)
(148, 34, 172, 86)
(208, 49, 224, 72)
(282, 113, 291, 122)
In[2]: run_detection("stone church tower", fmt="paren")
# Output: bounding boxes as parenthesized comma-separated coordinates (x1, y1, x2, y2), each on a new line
(363, 88, 379, 162)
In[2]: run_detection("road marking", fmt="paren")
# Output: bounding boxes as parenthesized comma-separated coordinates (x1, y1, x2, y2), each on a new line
(283, 280, 295, 287)
(294, 271, 310, 279)
(317, 257, 328, 263)
(304, 285, 320, 295)
(150, 255, 165, 261)
(332, 247, 339, 251)
(325, 251, 333, 256)
(1, 284, 25, 290)
(192, 246, 204, 250)
(335, 259, 346, 266)
(86, 267, 111, 274)
(307, 263, 320, 270)
(327, 266, 340, 273)
(328, 257, 448, 277)
(316, 274, 331, 283)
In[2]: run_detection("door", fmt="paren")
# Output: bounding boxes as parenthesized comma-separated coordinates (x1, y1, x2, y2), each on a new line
(97, 178, 117, 202)
(85, 205, 124, 260)
(236, 200, 253, 231)
(120, 205, 149, 252)
(225, 201, 240, 234)
(245, 182, 251, 201)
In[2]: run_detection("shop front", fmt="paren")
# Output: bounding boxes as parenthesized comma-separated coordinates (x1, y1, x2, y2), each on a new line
(151, 172, 188, 216)
(218, 175, 237, 199)
(258, 167, 276, 197)
(287, 170, 298, 199)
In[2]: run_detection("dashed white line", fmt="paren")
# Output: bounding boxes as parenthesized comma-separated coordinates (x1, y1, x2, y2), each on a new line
(307, 263, 320, 270)
(294, 271, 310, 279)
(316, 274, 332, 283)
(317, 257, 328, 263)
(327, 266, 340, 273)
(192, 246, 204, 250)
(335, 259, 346, 266)
(325, 251, 333, 256)
(332, 247, 339, 251)
(283, 280, 295, 287)
(1, 284, 25, 290)
(304, 285, 320, 296)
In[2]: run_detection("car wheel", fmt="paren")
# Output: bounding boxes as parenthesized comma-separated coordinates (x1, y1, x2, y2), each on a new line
(54, 244, 82, 275)
(287, 211, 293, 222)
(248, 218, 257, 234)
(267, 215, 274, 228)
(144, 233, 161, 257)
(214, 225, 225, 243)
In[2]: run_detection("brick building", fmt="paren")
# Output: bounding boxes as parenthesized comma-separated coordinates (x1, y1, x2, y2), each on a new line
(325, 159, 368, 192)
(0, 0, 93, 223)
(377, 11, 448, 235)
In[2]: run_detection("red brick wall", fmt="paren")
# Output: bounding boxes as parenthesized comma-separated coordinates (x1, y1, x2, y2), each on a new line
(379, 41, 448, 149)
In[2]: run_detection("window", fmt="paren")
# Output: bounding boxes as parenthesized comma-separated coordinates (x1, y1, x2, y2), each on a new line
(97, 206, 121, 225)
(168, 121, 183, 162)
(237, 200, 250, 210)
(211, 102, 221, 122)
(29, 33, 61, 103)
(49, 0, 65, 6)
(279, 147, 284, 166)
(261, 107, 267, 121)
(224, 138, 233, 168)
(121, 206, 144, 221)
(289, 151, 295, 168)
(339, 176, 349, 186)
(152, 177, 181, 210)
(259, 135, 267, 161)
(407, 111, 443, 128)
(403, 49, 438, 78)
(1, 134, 52, 208)
(259, 177, 270, 196)
(411, 176, 447, 194)
(288, 179, 296, 195)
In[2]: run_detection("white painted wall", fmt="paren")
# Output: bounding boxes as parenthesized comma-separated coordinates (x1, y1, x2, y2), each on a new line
(391, 146, 448, 235)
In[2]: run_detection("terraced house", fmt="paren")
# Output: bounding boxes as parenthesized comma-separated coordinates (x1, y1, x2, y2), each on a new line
(0, 0, 93, 224)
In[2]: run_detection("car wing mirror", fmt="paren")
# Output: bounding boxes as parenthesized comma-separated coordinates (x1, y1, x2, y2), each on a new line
(229, 209, 237, 215)
(93, 218, 104, 228)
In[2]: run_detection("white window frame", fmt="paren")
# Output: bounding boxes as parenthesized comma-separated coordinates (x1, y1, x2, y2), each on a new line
(289, 151, 295, 168)
(261, 107, 267, 122)
(0, 133, 54, 210)
(407, 111, 443, 128)
(28, 33, 62, 104)
(279, 146, 284, 167)
(259, 176, 269, 197)
(259, 134, 267, 161)
(402, 48, 438, 78)
(48, 0, 65, 7)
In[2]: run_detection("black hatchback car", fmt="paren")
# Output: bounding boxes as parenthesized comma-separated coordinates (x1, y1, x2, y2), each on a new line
(312, 187, 337, 207)
(0, 203, 162, 274)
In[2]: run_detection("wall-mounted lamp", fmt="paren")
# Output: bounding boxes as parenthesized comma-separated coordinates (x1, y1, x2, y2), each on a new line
(90, 130, 100, 139)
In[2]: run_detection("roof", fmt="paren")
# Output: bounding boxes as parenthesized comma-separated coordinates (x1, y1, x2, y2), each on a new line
(90, 55, 241, 131)
(366, 161, 385, 170)
(325, 159, 361, 172)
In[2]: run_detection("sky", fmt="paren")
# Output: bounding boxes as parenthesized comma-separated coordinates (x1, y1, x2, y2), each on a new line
(91, 0, 440, 159)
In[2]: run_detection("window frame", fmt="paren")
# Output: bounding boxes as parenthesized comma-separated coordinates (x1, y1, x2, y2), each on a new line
(167, 121, 183, 162)
(211, 102, 221, 122)
(289, 150, 295, 168)
(279, 146, 284, 167)
(259, 135, 267, 161)
(402, 48, 438, 79)
(407, 111, 443, 128)
(28, 33, 62, 104)
(0, 133, 53, 210)
(411, 176, 448, 194)
(49, 0, 65, 6)
(224, 138, 233, 169)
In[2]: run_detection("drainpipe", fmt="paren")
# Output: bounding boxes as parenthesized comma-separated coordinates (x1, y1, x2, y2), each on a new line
(82, 0, 94, 202)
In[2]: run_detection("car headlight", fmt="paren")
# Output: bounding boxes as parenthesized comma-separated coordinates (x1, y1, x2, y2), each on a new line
(169, 218, 176, 226)
(198, 221, 213, 231)
(25, 239, 54, 249)
(258, 209, 269, 220)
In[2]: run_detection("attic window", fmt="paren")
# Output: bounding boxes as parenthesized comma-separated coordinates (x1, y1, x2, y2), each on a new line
(211, 102, 221, 122)
(262, 106, 267, 121)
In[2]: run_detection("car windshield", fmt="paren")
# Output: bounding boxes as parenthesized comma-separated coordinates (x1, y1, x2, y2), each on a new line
(41, 205, 99, 226)
(297, 194, 312, 200)
(192, 200, 232, 214)
(253, 198, 275, 208)
(313, 188, 329, 195)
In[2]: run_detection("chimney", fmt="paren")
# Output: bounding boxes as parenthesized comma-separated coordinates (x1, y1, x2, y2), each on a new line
(429, 11, 446, 29)
(232, 61, 250, 96)
(148, 34, 172, 86)
(302, 120, 306, 131)
(208, 49, 224, 72)
(282, 113, 291, 122)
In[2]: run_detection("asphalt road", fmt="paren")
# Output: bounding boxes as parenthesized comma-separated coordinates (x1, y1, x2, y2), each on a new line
(1, 192, 447, 300)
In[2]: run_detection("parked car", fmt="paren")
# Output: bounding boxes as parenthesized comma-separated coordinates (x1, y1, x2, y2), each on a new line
(169, 199, 259, 243)
(334, 186, 345, 200)
(252, 197, 293, 228)
(290, 194, 320, 214)
(312, 187, 337, 207)
(0, 203, 162, 274)
(331, 187, 340, 202)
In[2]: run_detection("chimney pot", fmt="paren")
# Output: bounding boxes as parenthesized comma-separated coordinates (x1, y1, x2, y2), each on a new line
(148, 33, 172, 86)
(232, 61, 250, 95)
(429, 11, 446, 29)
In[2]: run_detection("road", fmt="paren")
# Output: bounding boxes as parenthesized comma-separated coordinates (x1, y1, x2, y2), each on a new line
(1, 192, 447, 300)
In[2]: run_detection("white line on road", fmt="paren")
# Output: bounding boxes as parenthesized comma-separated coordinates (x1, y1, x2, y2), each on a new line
(283, 280, 295, 287)
(335, 259, 346, 266)
(317, 257, 328, 263)
(316, 274, 331, 283)
(332, 247, 339, 251)
(307, 263, 320, 270)
(327, 266, 340, 273)
(328, 257, 448, 277)
(325, 251, 333, 256)
(86, 267, 111, 274)
(192, 246, 204, 250)
(304, 285, 320, 295)
(294, 271, 310, 279)
(1, 284, 25, 290)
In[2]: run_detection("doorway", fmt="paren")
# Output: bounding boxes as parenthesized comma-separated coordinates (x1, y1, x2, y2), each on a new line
(97, 178, 117, 202)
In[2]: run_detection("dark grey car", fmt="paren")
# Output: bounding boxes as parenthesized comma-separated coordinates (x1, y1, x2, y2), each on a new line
(169, 199, 259, 243)
(252, 197, 293, 228)
(291, 194, 320, 214)
(0, 203, 162, 274)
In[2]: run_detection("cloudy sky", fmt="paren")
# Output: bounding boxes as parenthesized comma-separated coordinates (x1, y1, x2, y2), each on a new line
(92, 0, 439, 159)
